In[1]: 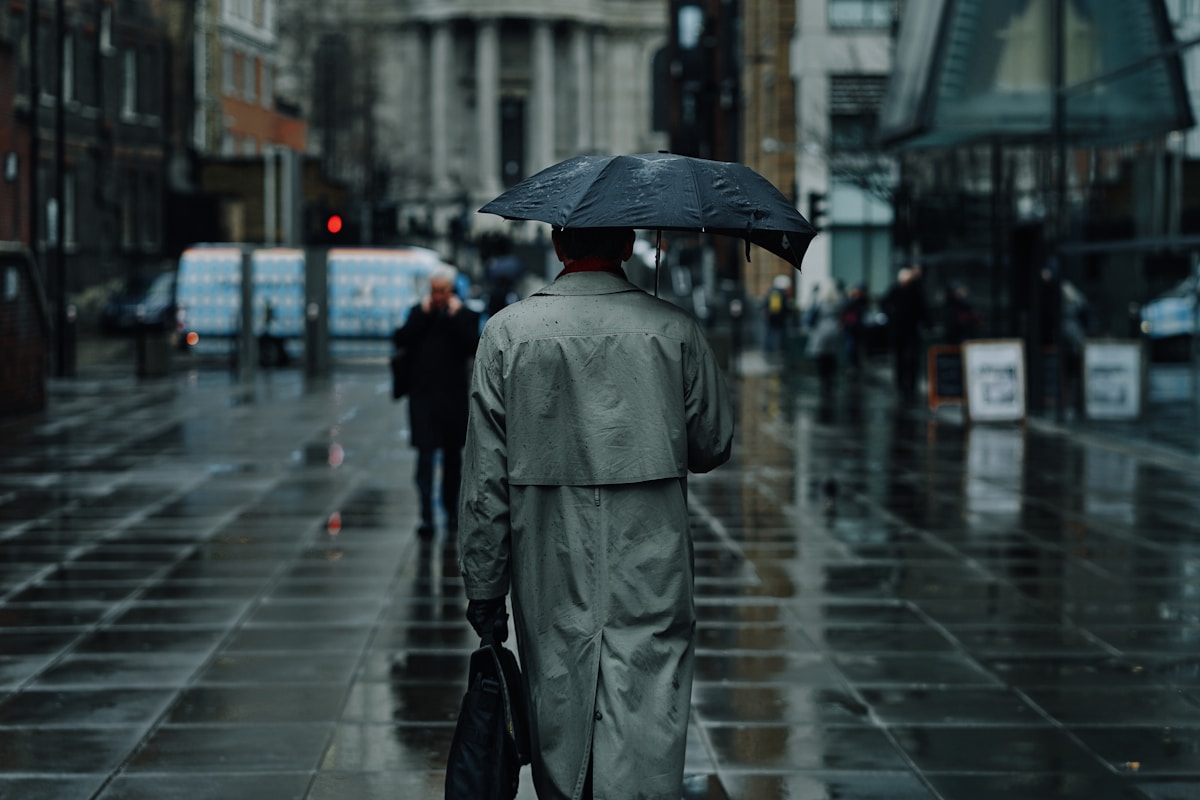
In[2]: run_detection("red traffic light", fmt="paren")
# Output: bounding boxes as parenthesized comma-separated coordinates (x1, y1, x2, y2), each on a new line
(326, 214, 344, 234)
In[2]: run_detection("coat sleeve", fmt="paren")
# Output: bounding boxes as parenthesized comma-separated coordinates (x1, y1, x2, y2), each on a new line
(458, 333, 512, 600)
(393, 305, 429, 348)
(684, 326, 734, 474)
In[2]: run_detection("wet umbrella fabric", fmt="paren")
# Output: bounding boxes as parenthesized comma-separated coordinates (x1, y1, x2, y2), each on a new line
(478, 152, 816, 270)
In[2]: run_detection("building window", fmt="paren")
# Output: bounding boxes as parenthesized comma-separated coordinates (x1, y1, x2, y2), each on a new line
(62, 33, 75, 103)
(142, 47, 161, 117)
(64, 171, 76, 246)
(829, 0, 893, 29)
(224, 49, 236, 95)
(12, 12, 27, 101)
(38, 26, 54, 100)
(677, 5, 704, 49)
(829, 75, 888, 152)
(244, 55, 257, 102)
(100, 7, 114, 56)
(122, 49, 137, 117)
(830, 113, 879, 152)
(261, 63, 272, 108)
(77, 34, 98, 107)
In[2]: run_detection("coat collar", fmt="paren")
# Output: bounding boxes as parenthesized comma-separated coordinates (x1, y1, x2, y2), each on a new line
(534, 270, 642, 297)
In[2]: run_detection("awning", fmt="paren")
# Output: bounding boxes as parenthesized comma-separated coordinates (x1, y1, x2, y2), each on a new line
(879, 0, 1195, 149)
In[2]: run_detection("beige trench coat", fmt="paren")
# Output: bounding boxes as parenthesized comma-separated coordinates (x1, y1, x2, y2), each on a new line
(458, 271, 734, 800)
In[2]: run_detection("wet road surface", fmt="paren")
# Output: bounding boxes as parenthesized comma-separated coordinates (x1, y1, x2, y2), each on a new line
(1, 353, 1199, 799)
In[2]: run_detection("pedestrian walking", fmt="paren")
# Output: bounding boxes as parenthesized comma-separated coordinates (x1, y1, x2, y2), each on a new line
(1040, 268, 1091, 414)
(763, 274, 792, 356)
(805, 282, 843, 395)
(942, 282, 982, 345)
(881, 265, 930, 404)
(458, 226, 734, 800)
(840, 283, 869, 376)
(393, 264, 480, 539)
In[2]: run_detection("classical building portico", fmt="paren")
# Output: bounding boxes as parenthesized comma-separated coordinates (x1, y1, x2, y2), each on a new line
(368, 2, 667, 234)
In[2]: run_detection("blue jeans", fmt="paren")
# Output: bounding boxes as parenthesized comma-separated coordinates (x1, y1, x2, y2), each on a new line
(415, 447, 463, 528)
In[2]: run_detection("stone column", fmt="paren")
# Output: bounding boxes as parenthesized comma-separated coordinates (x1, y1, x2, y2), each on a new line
(476, 18, 501, 196)
(592, 30, 610, 153)
(570, 24, 592, 153)
(531, 19, 555, 171)
(431, 21, 452, 193)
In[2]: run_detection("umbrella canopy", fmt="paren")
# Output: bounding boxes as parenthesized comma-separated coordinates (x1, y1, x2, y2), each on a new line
(479, 152, 816, 271)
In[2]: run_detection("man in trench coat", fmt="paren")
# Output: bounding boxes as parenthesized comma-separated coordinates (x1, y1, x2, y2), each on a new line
(458, 226, 734, 800)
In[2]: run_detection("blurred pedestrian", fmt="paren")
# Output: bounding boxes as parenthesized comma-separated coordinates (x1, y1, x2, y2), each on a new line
(840, 283, 869, 376)
(1041, 268, 1090, 413)
(763, 274, 792, 356)
(881, 265, 930, 404)
(393, 265, 480, 539)
(258, 300, 290, 367)
(942, 282, 982, 345)
(805, 282, 843, 395)
(486, 253, 523, 318)
(458, 226, 734, 800)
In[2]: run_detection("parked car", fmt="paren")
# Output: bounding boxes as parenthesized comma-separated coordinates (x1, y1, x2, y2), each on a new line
(1140, 276, 1198, 362)
(100, 271, 178, 334)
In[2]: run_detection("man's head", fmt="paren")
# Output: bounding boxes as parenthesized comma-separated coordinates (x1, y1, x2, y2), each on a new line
(551, 227, 636, 264)
(429, 264, 458, 310)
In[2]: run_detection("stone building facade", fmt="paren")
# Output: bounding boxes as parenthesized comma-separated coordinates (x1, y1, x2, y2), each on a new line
(276, 0, 668, 243)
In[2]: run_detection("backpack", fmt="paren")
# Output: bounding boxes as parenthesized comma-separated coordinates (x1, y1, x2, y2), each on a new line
(768, 290, 783, 315)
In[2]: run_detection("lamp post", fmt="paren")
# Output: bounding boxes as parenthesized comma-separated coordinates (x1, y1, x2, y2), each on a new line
(54, 0, 69, 377)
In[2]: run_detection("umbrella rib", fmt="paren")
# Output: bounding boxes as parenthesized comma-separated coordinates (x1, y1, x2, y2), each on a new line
(682, 157, 707, 231)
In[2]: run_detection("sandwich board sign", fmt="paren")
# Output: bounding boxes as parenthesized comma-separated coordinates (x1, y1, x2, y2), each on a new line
(1083, 340, 1144, 420)
(962, 339, 1026, 423)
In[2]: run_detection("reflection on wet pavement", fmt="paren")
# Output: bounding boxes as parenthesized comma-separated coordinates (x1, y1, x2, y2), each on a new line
(0, 361, 1199, 798)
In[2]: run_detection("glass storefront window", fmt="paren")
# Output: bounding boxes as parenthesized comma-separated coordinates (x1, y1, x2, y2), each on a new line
(880, 0, 1193, 148)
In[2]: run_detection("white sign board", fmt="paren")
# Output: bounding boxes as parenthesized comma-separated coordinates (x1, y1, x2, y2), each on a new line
(1083, 340, 1143, 420)
(962, 340, 1026, 423)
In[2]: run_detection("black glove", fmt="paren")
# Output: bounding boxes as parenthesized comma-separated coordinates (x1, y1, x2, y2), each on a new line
(466, 596, 509, 644)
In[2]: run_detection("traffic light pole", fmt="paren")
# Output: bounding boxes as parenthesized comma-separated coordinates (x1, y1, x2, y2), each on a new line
(53, 0, 69, 377)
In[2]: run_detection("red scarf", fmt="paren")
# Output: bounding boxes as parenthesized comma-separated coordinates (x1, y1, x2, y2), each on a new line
(556, 258, 627, 280)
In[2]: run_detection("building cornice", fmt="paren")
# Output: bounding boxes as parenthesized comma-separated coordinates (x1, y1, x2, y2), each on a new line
(350, 0, 665, 29)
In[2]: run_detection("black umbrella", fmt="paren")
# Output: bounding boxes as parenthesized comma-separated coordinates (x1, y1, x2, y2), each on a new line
(478, 152, 816, 271)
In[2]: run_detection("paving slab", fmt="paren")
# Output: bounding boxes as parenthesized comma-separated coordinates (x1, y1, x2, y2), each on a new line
(0, 352, 1199, 798)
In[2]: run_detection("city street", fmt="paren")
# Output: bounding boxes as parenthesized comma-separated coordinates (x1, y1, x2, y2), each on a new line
(1, 349, 1199, 800)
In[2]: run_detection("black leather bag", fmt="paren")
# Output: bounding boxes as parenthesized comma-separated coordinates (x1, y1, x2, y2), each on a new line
(445, 633, 531, 800)
(389, 348, 411, 400)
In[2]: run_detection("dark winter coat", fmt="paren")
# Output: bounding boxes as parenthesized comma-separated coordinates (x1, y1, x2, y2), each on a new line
(393, 302, 480, 450)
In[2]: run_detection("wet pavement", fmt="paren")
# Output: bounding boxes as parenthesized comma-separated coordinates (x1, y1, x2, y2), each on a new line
(1, 349, 1200, 799)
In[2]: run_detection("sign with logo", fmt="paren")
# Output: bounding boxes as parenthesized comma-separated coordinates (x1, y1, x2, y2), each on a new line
(1083, 340, 1144, 420)
(962, 339, 1026, 423)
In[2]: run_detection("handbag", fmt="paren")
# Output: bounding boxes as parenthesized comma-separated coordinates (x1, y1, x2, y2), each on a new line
(445, 630, 531, 800)
(390, 348, 411, 400)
